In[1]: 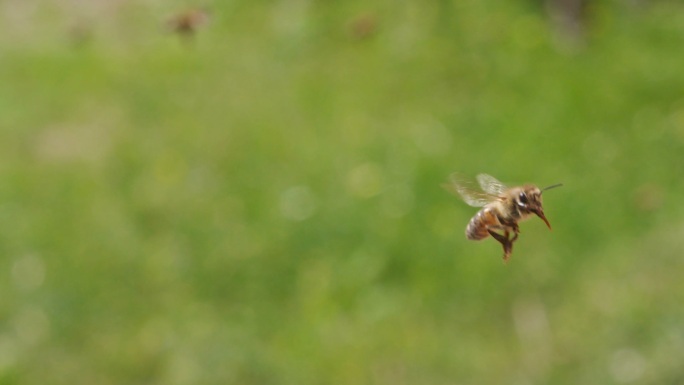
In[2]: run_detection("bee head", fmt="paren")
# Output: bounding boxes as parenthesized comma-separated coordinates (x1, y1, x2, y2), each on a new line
(516, 185, 551, 229)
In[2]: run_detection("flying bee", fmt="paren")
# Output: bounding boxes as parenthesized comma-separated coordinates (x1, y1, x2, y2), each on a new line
(166, 8, 210, 38)
(444, 173, 562, 262)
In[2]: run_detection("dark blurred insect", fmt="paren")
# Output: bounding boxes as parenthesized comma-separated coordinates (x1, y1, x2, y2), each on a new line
(444, 173, 562, 262)
(543, 0, 588, 45)
(347, 13, 378, 40)
(166, 7, 210, 38)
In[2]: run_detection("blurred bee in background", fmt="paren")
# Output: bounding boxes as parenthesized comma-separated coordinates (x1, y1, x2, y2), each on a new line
(444, 173, 562, 262)
(166, 7, 210, 38)
(347, 13, 378, 40)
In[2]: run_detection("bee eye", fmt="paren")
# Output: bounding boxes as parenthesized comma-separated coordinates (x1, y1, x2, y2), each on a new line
(519, 192, 528, 204)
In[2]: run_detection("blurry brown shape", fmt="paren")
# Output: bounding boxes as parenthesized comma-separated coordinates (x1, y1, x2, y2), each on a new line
(68, 23, 93, 48)
(166, 7, 210, 37)
(348, 13, 378, 40)
(633, 183, 664, 212)
(545, 0, 588, 44)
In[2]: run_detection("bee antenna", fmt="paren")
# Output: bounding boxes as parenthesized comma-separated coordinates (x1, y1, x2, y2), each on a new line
(541, 183, 563, 192)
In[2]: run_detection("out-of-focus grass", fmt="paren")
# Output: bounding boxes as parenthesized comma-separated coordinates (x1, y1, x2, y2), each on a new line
(1, 0, 684, 384)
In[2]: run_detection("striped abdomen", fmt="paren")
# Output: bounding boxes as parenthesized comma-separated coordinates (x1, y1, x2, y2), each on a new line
(465, 207, 500, 240)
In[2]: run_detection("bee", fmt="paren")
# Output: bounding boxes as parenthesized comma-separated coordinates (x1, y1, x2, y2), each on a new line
(444, 173, 562, 262)
(166, 8, 210, 37)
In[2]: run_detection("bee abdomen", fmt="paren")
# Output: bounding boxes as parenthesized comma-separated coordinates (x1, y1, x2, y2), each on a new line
(465, 208, 492, 240)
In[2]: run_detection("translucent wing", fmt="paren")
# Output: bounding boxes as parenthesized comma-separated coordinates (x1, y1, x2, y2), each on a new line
(443, 173, 498, 207)
(476, 173, 508, 196)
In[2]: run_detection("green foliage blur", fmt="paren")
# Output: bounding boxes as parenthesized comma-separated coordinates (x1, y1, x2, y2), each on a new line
(2, 0, 684, 384)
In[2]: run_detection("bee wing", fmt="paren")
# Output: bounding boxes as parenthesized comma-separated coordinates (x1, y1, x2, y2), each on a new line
(443, 173, 498, 207)
(476, 173, 508, 196)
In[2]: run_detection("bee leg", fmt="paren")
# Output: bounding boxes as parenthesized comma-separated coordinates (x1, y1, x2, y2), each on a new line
(487, 229, 507, 245)
(488, 229, 513, 262)
(504, 225, 521, 260)
(503, 230, 514, 262)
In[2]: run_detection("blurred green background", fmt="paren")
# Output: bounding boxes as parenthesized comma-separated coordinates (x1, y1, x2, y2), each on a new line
(2, 0, 684, 384)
